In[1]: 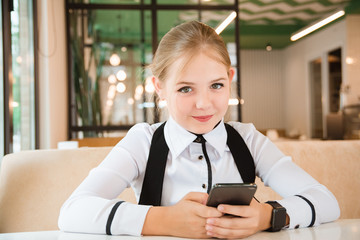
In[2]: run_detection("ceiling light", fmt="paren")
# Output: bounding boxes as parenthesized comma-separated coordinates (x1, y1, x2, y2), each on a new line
(228, 98, 239, 105)
(108, 74, 117, 84)
(290, 10, 345, 42)
(106, 99, 113, 106)
(116, 82, 126, 93)
(128, 98, 134, 105)
(135, 85, 144, 95)
(215, 11, 237, 35)
(145, 77, 155, 93)
(145, 83, 155, 93)
(346, 57, 355, 65)
(266, 43, 272, 51)
(107, 85, 116, 99)
(12, 101, 19, 107)
(158, 100, 167, 108)
(110, 53, 121, 66)
(116, 70, 127, 81)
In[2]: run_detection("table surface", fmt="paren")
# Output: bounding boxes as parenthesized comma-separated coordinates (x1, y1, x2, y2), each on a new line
(1, 219, 359, 240)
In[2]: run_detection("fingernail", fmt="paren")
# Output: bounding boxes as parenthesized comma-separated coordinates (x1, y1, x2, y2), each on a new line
(205, 225, 212, 231)
(218, 205, 224, 211)
(207, 218, 214, 224)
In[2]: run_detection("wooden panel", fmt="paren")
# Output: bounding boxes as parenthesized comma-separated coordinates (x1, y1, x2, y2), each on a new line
(72, 137, 123, 147)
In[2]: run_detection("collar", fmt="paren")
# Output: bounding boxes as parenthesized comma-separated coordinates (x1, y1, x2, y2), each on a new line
(164, 117, 228, 159)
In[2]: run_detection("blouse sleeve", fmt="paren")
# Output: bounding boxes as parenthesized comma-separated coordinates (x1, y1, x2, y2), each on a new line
(58, 123, 156, 236)
(229, 122, 340, 229)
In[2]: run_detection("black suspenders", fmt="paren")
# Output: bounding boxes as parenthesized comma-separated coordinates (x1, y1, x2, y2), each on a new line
(138, 122, 255, 206)
(138, 123, 169, 206)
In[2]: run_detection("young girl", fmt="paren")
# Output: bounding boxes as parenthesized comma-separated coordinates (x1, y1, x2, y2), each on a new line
(59, 21, 340, 239)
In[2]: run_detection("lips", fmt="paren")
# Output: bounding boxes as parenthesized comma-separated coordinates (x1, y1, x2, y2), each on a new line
(193, 115, 213, 122)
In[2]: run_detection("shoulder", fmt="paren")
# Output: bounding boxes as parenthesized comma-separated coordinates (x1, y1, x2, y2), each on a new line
(116, 122, 164, 148)
(225, 121, 259, 141)
(225, 121, 271, 156)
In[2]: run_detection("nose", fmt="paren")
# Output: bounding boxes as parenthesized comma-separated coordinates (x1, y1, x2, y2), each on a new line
(195, 90, 212, 110)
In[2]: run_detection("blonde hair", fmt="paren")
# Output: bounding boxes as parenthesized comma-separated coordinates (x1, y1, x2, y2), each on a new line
(149, 21, 231, 83)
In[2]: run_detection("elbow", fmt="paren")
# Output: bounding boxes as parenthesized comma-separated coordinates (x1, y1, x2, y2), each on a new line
(329, 192, 341, 221)
(332, 199, 341, 221)
(58, 206, 69, 231)
(58, 201, 75, 232)
(321, 192, 341, 224)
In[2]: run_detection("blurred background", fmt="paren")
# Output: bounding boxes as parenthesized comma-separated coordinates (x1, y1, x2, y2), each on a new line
(1, 0, 360, 157)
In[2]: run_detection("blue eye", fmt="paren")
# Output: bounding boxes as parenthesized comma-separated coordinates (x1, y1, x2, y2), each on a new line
(178, 87, 192, 93)
(211, 83, 224, 89)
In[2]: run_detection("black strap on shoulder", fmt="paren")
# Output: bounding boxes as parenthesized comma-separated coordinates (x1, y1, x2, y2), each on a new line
(139, 122, 255, 206)
(225, 123, 256, 183)
(138, 122, 169, 206)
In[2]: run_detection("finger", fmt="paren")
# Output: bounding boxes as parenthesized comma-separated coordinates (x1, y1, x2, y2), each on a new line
(183, 192, 209, 205)
(206, 224, 255, 239)
(207, 215, 257, 230)
(197, 206, 223, 219)
(217, 204, 255, 218)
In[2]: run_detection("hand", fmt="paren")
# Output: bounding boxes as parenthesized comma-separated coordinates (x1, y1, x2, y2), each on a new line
(142, 192, 223, 238)
(205, 198, 273, 239)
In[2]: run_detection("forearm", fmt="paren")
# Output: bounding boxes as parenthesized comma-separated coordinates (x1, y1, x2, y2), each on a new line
(278, 186, 340, 229)
(59, 196, 151, 236)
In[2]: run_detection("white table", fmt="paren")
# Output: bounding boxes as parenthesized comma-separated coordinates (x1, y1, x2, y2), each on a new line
(1, 219, 359, 240)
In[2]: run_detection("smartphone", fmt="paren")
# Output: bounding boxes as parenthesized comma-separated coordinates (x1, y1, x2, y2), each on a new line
(206, 183, 257, 207)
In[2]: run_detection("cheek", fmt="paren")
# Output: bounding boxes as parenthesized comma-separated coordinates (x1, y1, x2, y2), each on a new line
(174, 96, 193, 113)
(167, 95, 191, 116)
(215, 92, 230, 110)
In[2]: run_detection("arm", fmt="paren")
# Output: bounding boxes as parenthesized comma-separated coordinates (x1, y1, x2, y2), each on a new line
(205, 122, 339, 238)
(232, 122, 340, 229)
(58, 124, 154, 236)
(58, 146, 151, 236)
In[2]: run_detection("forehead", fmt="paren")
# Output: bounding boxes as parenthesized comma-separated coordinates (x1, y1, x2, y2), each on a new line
(169, 50, 229, 84)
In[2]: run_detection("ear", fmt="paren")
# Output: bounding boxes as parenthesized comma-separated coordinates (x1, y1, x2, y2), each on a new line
(151, 76, 165, 99)
(228, 67, 235, 84)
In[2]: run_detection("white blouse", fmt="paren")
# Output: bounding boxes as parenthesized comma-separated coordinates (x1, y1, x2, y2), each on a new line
(58, 117, 340, 236)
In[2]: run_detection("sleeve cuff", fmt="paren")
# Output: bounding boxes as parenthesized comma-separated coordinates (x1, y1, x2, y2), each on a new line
(109, 202, 152, 236)
(278, 195, 314, 229)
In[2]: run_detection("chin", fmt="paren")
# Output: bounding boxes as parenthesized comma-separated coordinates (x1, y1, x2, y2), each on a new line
(188, 123, 216, 135)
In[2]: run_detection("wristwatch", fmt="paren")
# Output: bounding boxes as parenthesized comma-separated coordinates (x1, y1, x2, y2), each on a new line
(266, 201, 287, 232)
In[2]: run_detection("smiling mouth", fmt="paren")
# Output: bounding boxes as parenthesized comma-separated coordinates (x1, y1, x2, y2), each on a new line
(193, 115, 213, 122)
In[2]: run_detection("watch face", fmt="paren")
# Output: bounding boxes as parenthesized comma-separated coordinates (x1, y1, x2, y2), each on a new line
(273, 208, 287, 230)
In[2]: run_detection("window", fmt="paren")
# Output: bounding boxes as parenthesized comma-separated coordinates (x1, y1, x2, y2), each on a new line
(1, 0, 38, 158)
(66, 0, 241, 139)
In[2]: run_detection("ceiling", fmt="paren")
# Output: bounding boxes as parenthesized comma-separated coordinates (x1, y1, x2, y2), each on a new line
(86, 0, 359, 49)
(238, 0, 355, 48)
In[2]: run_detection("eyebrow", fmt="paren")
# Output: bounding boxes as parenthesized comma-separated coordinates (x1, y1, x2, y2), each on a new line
(176, 78, 226, 86)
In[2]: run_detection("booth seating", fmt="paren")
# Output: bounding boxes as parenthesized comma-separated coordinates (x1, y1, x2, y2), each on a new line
(0, 140, 359, 233)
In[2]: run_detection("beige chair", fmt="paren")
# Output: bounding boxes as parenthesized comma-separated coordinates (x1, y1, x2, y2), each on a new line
(0, 147, 135, 233)
(0, 140, 359, 233)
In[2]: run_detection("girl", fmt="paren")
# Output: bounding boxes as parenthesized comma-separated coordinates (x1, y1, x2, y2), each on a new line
(59, 21, 340, 239)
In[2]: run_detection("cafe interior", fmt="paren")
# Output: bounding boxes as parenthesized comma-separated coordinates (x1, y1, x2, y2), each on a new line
(0, 0, 360, 238)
